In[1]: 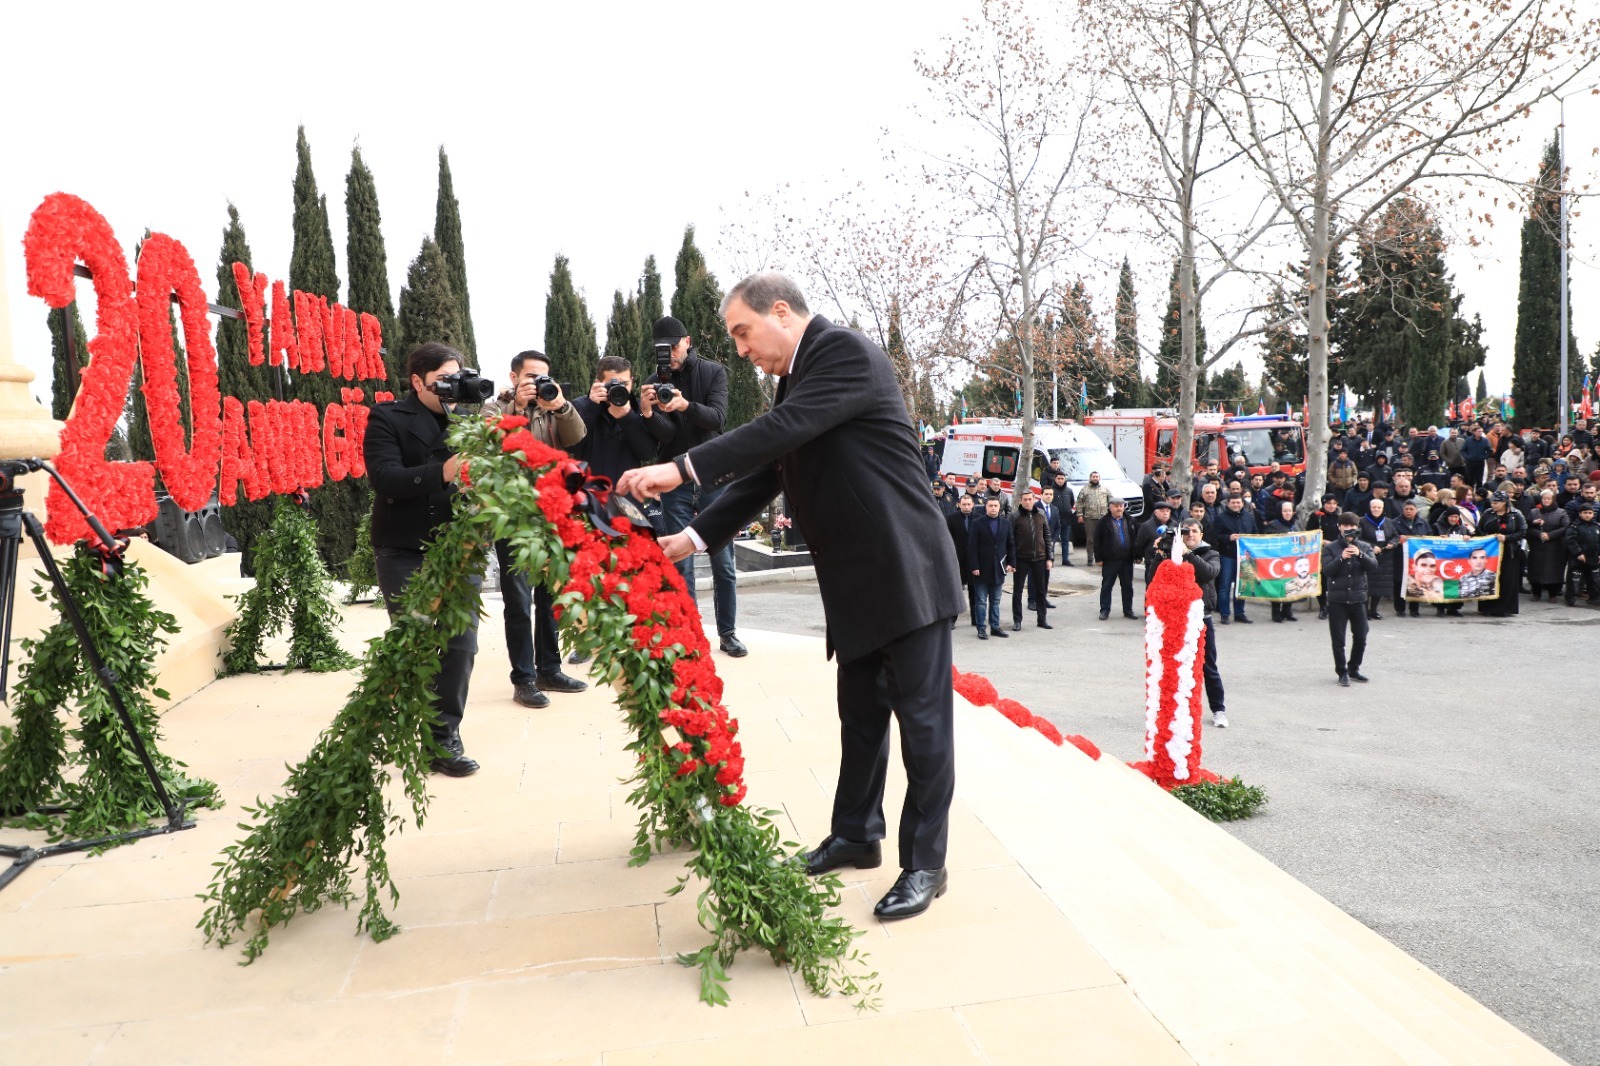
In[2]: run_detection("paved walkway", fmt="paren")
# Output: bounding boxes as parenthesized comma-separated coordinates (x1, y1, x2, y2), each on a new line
(0, 602, 1564, 1064)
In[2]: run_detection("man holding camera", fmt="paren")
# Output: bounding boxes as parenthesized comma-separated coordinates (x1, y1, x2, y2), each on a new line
(642, 316, 745, 657)
(1321, 511, 1379, 687)
(573, 356, 658, 486)
(1169, 518, 1228, 727)
(364, 343, 484, 776)
(481, 350, 590, 708)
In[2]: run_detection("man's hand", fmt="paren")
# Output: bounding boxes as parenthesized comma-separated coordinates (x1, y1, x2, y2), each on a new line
(660, 394, 691, 414)
(588, 381, 609, 405)
(535, 383, 565, 412)
(442, 454, 463, 483)
(658, 532, 696, 563)
(1005, 565, 1015, 574)
(616, 461, 684, 500)
(972, 569, 980, 577)
(1343, 544, 1359, 558)
(639, 386, 657, 418)
(1046, 560, 1053, 569)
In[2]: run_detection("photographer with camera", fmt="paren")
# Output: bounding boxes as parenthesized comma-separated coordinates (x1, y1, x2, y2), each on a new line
(481, 350, 590, 708)
(1168, 517, 1228, 727)
(642, 315, 745, 657)
(365, 343, 496, 776)
(573, 356, 658, 486)
(1321, 511, 1380, 687)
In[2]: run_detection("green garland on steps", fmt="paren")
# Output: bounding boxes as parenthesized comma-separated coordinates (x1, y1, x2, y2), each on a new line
(1171, 777, 1269, 821)
(201, 413, 875, 1007)
(0, 546, 222, 838)
(222, 496, 359, 674)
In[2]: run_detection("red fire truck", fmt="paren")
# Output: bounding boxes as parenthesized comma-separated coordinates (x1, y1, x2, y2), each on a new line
(1083, 409, 1307, 478)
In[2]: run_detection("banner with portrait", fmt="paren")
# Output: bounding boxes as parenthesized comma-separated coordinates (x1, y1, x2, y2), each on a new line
(1235, 531, 1323, 602)
(1402, 536, 1501, 602)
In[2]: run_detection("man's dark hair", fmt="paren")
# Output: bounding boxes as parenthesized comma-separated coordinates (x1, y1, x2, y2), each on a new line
(1337, 511, 1361, 526)
(405, 342, 464, 385)
(511, 349, 550, 375)
(595, 355, 631, 379)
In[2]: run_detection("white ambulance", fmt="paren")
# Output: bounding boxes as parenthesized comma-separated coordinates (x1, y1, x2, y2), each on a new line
(936, 418, 1145, 520)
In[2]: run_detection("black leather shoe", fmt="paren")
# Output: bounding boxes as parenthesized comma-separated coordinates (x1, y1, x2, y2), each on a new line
(1338, 673, 1350, 687)
(1098, 610, 1110, 621)
(977, 629, 989, 640)
(567, 650, 591, 665)
(991, 628, 1009, 638)
(536, 671, 588, 694)
(513, 682, 549, 709)
(1011, 621, 1022, 632)
(720, 635, 749, 657)
(1036, 620, 1053, 629)
(804, 835, 882, 876)
(430, 753, 480, 777)
(1123, 611, 1139, 620)
(1235, 616, 1253, 624)
(1044, 599, 1057, 608)
(1318, 607, 1328, 620)
(1348, 668, 1369, 682)
(873, 868, 948, 920)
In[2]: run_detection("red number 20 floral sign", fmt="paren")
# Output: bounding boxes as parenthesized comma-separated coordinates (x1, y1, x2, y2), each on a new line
(24, 193, 389, 544)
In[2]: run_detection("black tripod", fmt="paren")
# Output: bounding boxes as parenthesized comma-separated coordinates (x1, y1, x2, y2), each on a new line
(0, 459, 194, 891)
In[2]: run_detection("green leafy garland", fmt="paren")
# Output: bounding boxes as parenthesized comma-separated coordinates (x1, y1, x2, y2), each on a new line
(222, 496, 359, 674)
(1171, 778, 1269, 821)
(344, 507, 377, 604)
(0, 547, 221, 838)
(201, 413, 875, 1007)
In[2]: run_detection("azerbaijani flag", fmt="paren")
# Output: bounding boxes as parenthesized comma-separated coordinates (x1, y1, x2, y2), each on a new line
(1235, 532, 1323, 602)
(1402, 536, 1501, 602)
(1080, 379, 1090, 413)
(1504, 394, 1515, 420)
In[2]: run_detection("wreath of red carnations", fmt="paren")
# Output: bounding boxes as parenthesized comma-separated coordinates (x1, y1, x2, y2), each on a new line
(950, 666, 1100, 759)
(492, 416, 748, 808)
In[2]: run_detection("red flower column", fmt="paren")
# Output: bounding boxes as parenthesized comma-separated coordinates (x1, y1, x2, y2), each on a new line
(1128, 560, 1222, 789)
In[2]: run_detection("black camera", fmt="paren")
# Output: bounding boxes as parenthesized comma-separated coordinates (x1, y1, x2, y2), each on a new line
(654, 341, 677, 403)
(430, 368, 494, 404)
(604, 379, 632, 407)
(533, 375, 562, 404)
(1154, 528, 1176, 559)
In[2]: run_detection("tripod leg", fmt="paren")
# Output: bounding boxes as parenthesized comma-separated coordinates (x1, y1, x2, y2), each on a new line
(0, 494, 20, 697)
(18, 512, 184, 826)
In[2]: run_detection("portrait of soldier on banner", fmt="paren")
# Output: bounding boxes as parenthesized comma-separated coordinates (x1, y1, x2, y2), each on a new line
(1403, 536, 1501, 603)
(1234, 531, 1323, 603)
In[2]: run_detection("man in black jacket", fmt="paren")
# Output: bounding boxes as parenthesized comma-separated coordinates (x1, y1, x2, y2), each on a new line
(1046, 474, 1076, 564)
(969, 496, 1015, 638)
(363, 343, 481, 777)
(1093, 498, 1138, 620)
(618, 272, 964, 921)
(1321, 512, 1380, 686)
(1011, 489, 1053, 631)
(643, 315, 745, 657)
(946, 492, 979, 625)
(574, 356, 658, 485)
(1171, 519, 1227, 727)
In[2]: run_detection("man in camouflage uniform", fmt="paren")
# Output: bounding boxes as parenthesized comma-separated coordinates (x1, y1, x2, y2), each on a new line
(1077, 470, 1114, 565)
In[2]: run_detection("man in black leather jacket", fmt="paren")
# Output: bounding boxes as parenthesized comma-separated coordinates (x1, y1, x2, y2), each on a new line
(1170, 519, 1228, 727)
(363, 343, 481, 777)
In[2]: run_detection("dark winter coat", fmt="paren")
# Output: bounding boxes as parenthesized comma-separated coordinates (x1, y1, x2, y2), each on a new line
(1213, 506, 1257, 558)
(1565, 516, 1600, 566)
(1357, 513, 1401, 583)
(1526, 505, 1571, 586)
(1321, 533, 1380, 603)
(969, 513, 1016, 585)
(1093, 512, 1138, 563)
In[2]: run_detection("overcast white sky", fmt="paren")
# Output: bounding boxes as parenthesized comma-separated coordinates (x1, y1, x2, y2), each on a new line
(3, 0, 1597, 410)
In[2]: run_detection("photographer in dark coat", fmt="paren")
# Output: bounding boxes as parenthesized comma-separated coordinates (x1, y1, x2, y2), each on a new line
(364, 343, 483, 777)
(1322, 512, 1380, 687)
(618, 272, 965, 922)
(1169, 519, 1228, 727)
(642, 315, 745, 657)
(573, 356, 658, 485)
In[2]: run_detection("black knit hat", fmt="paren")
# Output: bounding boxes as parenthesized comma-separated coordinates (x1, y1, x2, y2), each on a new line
(652, 316, 689, 344)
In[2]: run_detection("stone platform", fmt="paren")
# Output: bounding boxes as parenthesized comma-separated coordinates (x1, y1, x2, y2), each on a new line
(0, 603, 1563, 1065)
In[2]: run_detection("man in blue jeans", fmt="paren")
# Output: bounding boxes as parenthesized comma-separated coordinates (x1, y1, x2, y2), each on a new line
(643, 315, 746, 656)
(966, 496, 1014, 638)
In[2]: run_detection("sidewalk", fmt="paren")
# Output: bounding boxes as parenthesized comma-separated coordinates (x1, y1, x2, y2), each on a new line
(0, 609, 1561, 1064)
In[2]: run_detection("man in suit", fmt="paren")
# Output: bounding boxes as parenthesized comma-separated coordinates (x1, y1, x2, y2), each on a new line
(363, 343, 481, 777)
(946, 491, 979, 625)
(1094, 498, 1139, 620)
(617, 272, 964, 920)
(968, 495, 1015, 638)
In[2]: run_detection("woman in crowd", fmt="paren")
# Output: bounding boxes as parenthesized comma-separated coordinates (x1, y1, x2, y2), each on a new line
(1358, 496, 1399, 620)
(1477, 491, 1527, 617)
(1526, 488, 1570, 600)
(1265, 499, 1301, 622)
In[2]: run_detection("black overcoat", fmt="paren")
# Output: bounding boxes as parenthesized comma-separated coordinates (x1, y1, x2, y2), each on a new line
(690, 316, 964, 662)
(364, 392, 458, 552)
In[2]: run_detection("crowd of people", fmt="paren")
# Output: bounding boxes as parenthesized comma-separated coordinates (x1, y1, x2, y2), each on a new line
(935, 413, 1600, 715)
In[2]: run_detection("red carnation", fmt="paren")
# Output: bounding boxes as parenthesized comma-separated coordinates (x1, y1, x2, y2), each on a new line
(719, 784, 748, 807)
(1066, 734, 1102, 760)
(1030, 717, 1065, 746)
(994, 698, 1034, 728)
(497, 415, 529, 431)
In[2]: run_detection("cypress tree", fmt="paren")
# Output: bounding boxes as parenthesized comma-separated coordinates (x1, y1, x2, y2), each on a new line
(1111, 257, 1145, 407)
(48, 303, 91, 422)
(397, 237, 466, 356)
(670, 226, 762, 428)
(433, 148, 477, 362)
(636, 255, 665, 383)
(1475, 370, 1488, 405)
(1512, 134, 1573, 429)
(603, 288, 646, 379)
(543, 255, 599, 387)
(288, 126, 361, 571)
(345, 147, 400, 391)
(215, 203, 279, 574)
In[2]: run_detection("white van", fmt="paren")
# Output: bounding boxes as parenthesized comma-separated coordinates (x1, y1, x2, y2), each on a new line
(936, 418, 1145, 520)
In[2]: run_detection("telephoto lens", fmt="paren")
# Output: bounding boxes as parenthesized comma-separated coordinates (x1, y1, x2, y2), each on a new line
(534, 375, 562, 403)
(605, 380, 632, 407)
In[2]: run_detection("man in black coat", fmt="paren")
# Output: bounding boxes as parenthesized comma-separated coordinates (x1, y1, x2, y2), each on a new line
(1321, 512, 1380, 686)
(1093, 498, 1139, 620)
(968, 496, 1015, 637)
(618, 272, 964, 921)
(946, 492, 979, 624)
(363, 342, 481, 778)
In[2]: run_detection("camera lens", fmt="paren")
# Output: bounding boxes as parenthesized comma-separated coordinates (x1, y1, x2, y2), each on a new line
(535, 375, 561, 403)
(605, 380, 631, 407)
(656, 383, 678, 404)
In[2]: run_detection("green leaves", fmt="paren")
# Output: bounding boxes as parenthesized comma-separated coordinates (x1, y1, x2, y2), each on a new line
(1170, 777, 1269, 822)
